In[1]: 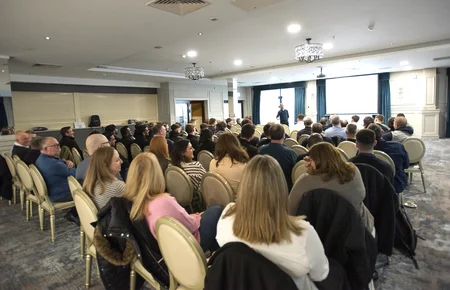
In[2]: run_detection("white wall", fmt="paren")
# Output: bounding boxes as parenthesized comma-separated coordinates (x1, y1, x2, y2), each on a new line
(436, 68, 448, 138)
(305, 80, 317, 121)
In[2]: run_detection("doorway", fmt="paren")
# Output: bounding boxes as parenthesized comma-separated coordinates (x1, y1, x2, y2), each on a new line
(175, 100, 206, 131)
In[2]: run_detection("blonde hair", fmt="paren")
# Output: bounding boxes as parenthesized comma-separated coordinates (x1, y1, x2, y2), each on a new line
(224, 155, 304, 244)
(149, 136, 170, 160)
(83, 147, 117, 197)
(122, 152, 166, 220)
(308, 142, 355, 184)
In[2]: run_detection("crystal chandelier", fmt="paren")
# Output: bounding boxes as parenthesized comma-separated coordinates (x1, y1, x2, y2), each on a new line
(185, 63, 204, 81)
(294, 38, 324, 63)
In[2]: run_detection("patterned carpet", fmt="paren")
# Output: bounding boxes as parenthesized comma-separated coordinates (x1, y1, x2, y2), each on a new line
(0, 139, 449, 290)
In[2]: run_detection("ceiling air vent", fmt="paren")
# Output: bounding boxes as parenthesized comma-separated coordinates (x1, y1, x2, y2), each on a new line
(433, 56, 450, 61)
(146, 0, 211, 16)
(32, 63, 62, 69)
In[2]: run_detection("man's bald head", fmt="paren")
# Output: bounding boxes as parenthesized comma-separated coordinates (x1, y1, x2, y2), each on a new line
(85, 134, 109, 155)
(16, 130, 31, 146)
(41, 137, 61, 156)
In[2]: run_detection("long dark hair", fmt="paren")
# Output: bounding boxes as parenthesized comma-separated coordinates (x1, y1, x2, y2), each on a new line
(215, 134, 248, 167)
(170, 139, 190, 167)
(199, 129, 213, 144)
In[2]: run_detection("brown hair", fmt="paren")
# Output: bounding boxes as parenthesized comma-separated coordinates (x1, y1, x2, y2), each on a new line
(214, 133, 249, 167)
(307, 142, 356, 184)
(83, 147, 118, 197)
(223, 155, 304, 244)
(149, 136, 170, 160)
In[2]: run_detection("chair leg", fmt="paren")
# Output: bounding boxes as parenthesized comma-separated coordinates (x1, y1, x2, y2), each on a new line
(39, 206, 44, 231)
(30, 202, 33, 217)
(20, 190, 25, 211)
(130, 262, 137, 290)
(419, 163, 426, 193)
(85, 254, 92, 289)
(80, 229, 86, 259)
(399, 192, 404, 206)
(12, 185, 16, 205)
(26, 200, 30, 221)
(50, 214, 56, 242)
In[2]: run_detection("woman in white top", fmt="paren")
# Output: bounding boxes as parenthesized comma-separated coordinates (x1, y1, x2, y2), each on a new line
(83, 147, 124, 209)
(216, 155, 329, 290)
(209, 133, 248, 198)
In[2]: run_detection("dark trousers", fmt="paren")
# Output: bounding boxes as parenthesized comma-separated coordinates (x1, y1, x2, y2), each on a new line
(199, 205, 222, 252)
(281, 121, 289, 126)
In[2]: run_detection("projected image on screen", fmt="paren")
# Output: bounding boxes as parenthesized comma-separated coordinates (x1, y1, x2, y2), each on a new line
(326, 75, 378, 114)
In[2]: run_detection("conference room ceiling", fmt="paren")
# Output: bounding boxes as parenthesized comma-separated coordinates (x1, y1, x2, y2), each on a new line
(1, 0, 450, 87)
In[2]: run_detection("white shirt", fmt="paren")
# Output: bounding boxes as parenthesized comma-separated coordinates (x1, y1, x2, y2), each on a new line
(293, 121, 305, 131)
(216, 203, 329, 290)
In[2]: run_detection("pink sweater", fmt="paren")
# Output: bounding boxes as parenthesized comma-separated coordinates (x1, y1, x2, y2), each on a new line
(145, 195, 201, 242)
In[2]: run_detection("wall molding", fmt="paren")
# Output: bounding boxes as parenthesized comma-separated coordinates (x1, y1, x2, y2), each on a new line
(11, 82, 157, 94)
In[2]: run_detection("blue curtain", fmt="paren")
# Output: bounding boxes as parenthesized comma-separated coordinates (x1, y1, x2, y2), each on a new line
(252, 88, 261, 125)
(316, 79, 326, 122)
(294, 87, 306, 117)
(0, 97, 8, 128)
(378, 73, 391, 123)
(446, 69, 450, 137)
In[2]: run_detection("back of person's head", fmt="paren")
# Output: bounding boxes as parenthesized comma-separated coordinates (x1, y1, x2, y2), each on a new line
(149, 135, 169, 160)
(83, 147, 117, 197)
(397, 113, 405, 117)
(340, 119, 348, 128)
(60, 126, 71, 137)
(152, 123, 164, 135)
(312, 123, 323, 134)
(319, 118, 327, 126)
(352, 115, 360, 123)
(215, 133, 249, 166)
(189, 119, 196, 124)
(306, 133, 323, 148)
(363, 116, 374, 128)
(236, 118, 242, 124)
(225, 118, 232, 124)
(241, 118, 252, 127)
(308, 142, 355, 184)
(105, 124, 116, 133)
(241, 124, 255, 139)
(303, 117, 313, 127)
(331, 116, 340, 126)
(170, 123, 180, 132)
(263, 124, 272, 137)
(120, 126, 131, 138)
(185, 124, 194, 134)
(223, 155, 304, 244)
(268, 124, 284, 141)
(394, 116, 407, 128)
(356, 129, 376, 151)
(200, 123, 208, 130)
(123, 152, 165, 220)
(387, 117, 395, 131)
(86, 133, 110, 155)
(297, 114, 305, 121)
(199, 128, 213, 143)
(367, 123, 382, 141)
(103, 131, 115, 146)
(216, 121, 227, 131)
(30, 136, 44, 150)
(170, 139, 191, 167)
(208, 118, 216, 125)
(376, 114, 385, 123)
(346, 123, 357, 136)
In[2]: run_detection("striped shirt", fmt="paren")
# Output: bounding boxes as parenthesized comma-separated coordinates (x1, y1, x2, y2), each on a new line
(170, 161, 206, 194)
(92, 180, 125, 209)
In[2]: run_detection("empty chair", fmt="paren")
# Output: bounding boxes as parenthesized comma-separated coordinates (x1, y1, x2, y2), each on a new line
(255, 124, 264, 132)
(68, 176, 85, 258)
(402, 137, 426, 193)
(29, 164, 75, 242)
(4, 155, 23, 207)
(291, 160, 308, 184)
(291, 145, 308, 157)
(201, 172, 233, 208)
(16, 160, 42, 223)
(115, 142, 128, 160)
(82, 150, 90, 159)
(197, 150, 214, 172)
(297, 134, 309, 145)
(165, 166, 194, 210)
(290, 130, 298, 141)
(373, 150, 396, 173)
(253, 129, 262, 139)
(156, 216, 207, 290)
(72, 147, 83, 167)
(338, 141, 358, 159)
(284, 138, 299, 149)
(130, 143, 142, 160)
(282, 124, 291, 136)
(230, 125, 240, 133)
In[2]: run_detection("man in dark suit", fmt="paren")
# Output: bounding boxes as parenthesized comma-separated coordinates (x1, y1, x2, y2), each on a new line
(11, 130, 31, 159)
(349, 129, 394, 183)
(119, 126, 136, 160)
(276, 103, 289, 126)
(239, 124, 258, 159)
(23, 136, 44, 165)
(59, 126, 83, 155)
(297, 117, 312, 137)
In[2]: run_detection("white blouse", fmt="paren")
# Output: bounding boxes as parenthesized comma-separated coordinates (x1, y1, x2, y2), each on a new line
(216, 203, 329, 290)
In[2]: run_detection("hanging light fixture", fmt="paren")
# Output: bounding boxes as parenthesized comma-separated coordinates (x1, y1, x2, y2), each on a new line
(185, 63, 204, 81)
(294, 38, 324, 63)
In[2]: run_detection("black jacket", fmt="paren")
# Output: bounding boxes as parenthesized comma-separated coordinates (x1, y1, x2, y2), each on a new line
(187, 134, 200, 153)
(59, 136, 82, 155)
(11, 145, 30, 160)
(297, 126, 312, 137)
(134, 135, 150, 151)
(349, 153, 394, 184)
(238, 138, 258, 159)
(0, 155, 13, 200)
(205, 242, 297, 290)
(257, 138, 271, 148)
(169, 131, 184, 143)
(354, 163, 398, 256)
(120, 137, 135, 161)
(196, 140, 216, 159)
(93, 197, 169, 290)
(295, 189, 377, 290)
(23, 149, 41, 165)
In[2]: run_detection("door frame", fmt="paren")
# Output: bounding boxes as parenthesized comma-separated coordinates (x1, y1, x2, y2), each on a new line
(173, 97, 209, 124)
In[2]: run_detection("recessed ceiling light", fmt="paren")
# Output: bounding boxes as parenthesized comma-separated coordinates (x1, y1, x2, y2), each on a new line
(154, 46, 162, 49)
(45, 36, 51, 40)
(323, 43, 333, 50)
(400, 61, 409, 66)
(1, 70, 4, 73)
(389, 42, 393, 46)
(198, 32, 203, 36)
(187, 50, 197, 57)
(182, 55, 187, 58)
(210, 17, 218, 21)
(287, 24, 301, 34)
(404, 66, 412, 71)
(234, 59, 243, 66)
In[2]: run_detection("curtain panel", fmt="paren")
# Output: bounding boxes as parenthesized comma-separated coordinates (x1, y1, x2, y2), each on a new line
(294, 87, 306, 118)
(378, 73, 391, 123)
(316, 79, 326, 122)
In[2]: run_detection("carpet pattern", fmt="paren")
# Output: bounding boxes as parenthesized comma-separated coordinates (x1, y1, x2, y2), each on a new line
(0, 139, 449, 290)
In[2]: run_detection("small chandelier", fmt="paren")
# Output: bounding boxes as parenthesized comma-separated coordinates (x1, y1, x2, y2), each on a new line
(185, 63, 204, 81)
(295, 38, 324, 63)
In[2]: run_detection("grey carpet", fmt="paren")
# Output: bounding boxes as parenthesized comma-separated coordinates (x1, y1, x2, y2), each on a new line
(1, 139, 449, 290)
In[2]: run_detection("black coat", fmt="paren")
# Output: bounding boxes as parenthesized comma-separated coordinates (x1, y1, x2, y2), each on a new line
(23, 149, 41, 165)
(134, 135, 150, 151)
(205, 242, 297, 290)
(354, 163, 398, 256)
(295, 189, 377, 290)
(93, 197, 169, 290)
(196, 140, 216, 159)
(11, 145, 30, 160)
(238, 138, 258, 159)
(349, 153, 394, 185)
(187, 134, 200, 152)
(0, 155, 13, 200)
(59, 136, 82, 155)
(119, 137, 135, 161)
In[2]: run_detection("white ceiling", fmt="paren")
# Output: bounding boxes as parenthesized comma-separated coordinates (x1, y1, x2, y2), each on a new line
(1, 0, 450, 87)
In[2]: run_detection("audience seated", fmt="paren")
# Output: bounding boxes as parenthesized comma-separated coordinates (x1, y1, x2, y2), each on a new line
(257, 124, 272, 148)
(152, 123, 174, 153)
(170, 139, 206, 203)
(59, 126, 82, 155)
(340, 119, 348, 128)
(125, 152, 221, 252)
(185, 124, 199, 153)
(320, 117, 330, 130)
(289, 143, 374, 233)
(240, 119, 260, 147)
(363, 116, 374, 129)
(23, 136, 43, 165)
(11, 130, 31, 159)
(76, 134, 112, 183)
(216, 155, 329, 290)
(208, 118, 217, 134)
(368, 124, 409, 193)
(375, 114, 391, 132)
(345, 124, 357, 143)
(197, 128, 216, 159)
(236, 118, 242, 126)
(387, 117, 395, 131)
(104, 124, 120, 142)
(168, 123, 184, 143)
(297, 116, 312, 137)
(259, 124, 297, 191)
(324, 116, 346, 139)
(382, 116, 414, 142)
(296, 133, 323, 163)
(200, 123, 208, 131)
(209, 133, 249, 198)
(308, 123, 334, 146)
(119, 126, 135, 158)
(149, 136, 171, 173)
(83, 147, 124, 209)
(225, 118, 233, 130)
(215, 121, 227, 138)
(238, 124, 258, 159)
(134, 124, 151, 150)
(293, 114, 305, 131)
(351, 115, 365, 130)
(103, 131, 129, 180)
(349, 129, 394, 183)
